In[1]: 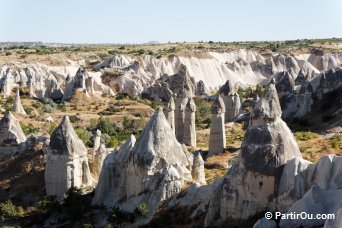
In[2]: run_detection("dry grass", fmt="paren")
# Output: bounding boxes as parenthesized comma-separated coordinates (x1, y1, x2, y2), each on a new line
(297, 133, 342, 162)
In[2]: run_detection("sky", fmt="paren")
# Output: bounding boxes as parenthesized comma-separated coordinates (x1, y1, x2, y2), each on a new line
(0, 0, 341, 44)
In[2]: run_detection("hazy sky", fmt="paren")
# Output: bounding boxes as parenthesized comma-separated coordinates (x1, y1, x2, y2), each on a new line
(0, 0, 341, 43)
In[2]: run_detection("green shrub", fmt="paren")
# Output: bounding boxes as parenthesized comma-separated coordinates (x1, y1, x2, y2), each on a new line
(150, 100, 163, 109)
(58, 102, 67, 112)
(331, 136, 341, 149)
(295, 131, 318, 141)
(100, 103, 123, 115)
(75, 128, 91, 146)
(63, 187, 90, 222)
(95, 117, 117, 135)
(134, 202, 149, 217)
(108, 207, 135, 226)
(136, 49, 145, 55)
(23, 105, 35, 115)
(32, 101, 43, 109)
(0, 200, 24, 221)
(194, 98, 211, 129)
(43, 104, 54, 113)
(36, 196, 60, 214)
(21, 123, 40, 135)
(48, 122, 58, 135)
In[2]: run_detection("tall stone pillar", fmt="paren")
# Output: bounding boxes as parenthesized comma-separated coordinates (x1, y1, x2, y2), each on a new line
(192, 152, 206, 185)
(209, 95, 226, 156)
(175, 89, 190, 143)
(93, 129, 101, 160)
(13, 88, 27, 116)
(163, 96, 175, 133)
(184, 97, 196, 147)
(222, 92, 241, 122)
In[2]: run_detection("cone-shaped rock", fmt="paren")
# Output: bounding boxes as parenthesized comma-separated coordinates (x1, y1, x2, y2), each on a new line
(242, 80, 301, 175)
(45, 116, 92, 201)
(175, 87, 191, 142)
(219, 80, 232, 96)
(251, 80, 282, 127)
(91, 144, 107, 179)
(92, 135, 136, 205)
(163, 96, 175, 133)
(219, 80, 241, 122)
(209, 95, 226, 156)
(184, 98, 196, 147)
(205, 79, 302, 226)
(93, 109, 194, 218)
(13, 89, 27, 115)
(93, 129, 101, 160)
(192, 152, 206, 185)
(0, 111, 26, 146)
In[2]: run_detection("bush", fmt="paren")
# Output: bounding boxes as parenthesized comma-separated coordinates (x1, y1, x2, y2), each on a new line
(58, 102, 67, 112)
(194, 98, 211, 129)
(108, 207, 135, 226)
(136, 49, 145, 55)
(331, 136, 341, 149)
(43, 104, 54, 113)
(295, 131, 318, 141)
(5, 51, 12, 56)
(63, 187, 91, 222)
(36, 196, 60, 214)
(0, 200, 24, 221)
(95, 117, 117, 135)
(134, 202, 149, 217)
(23, 105, 35, 115)
(75, 128, 91, 146)
(21, 123, 40, 135)
(32, 101, 43, 109)
(100, 103, 124, 115)
(150, 100, 163, 109)
(47, 122, 58, 135)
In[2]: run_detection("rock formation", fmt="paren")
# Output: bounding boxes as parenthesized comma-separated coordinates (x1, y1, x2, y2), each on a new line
(141, 65, 196, 102)
(163, 96, 175, 133)
(175, 88, 192, 143)
(209, 95, 226, 156)
(91, 144, 107, 179)
(45, 116, 93, 201)
(0, 111, 27, 156)
(93, 129, 101, 160)
(278, 155, 342, 227)
(205, 79, 302, 226)
(98, 51, 342, 97)
(219, 80, 241, 122)
(192, 152, 206, 185)
(184, 98, 196, 147)
(281, 67, 342, 130)
(13, 88, 27, 115)
(275, 71, 295, 98)
(93, 108, 194, 221)
(92, 134, 136, 206)
(196, 80, 209, 96)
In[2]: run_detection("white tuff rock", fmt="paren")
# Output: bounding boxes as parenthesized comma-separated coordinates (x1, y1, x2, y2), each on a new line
(45, 116, 93, 201)
(13, 88, 27, 115)
(184, 98, 196, 147)
(209, 94, 226, 156)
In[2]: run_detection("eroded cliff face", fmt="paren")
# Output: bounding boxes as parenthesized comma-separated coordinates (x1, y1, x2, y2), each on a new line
(98, 50, 342, 97)
(278, 67, 342, 130)
(1, 50, 341, 100)
(0, 62, 114, 100)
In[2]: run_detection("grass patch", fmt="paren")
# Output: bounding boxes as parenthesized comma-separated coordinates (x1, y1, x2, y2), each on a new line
(295, 131, 318, 141)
